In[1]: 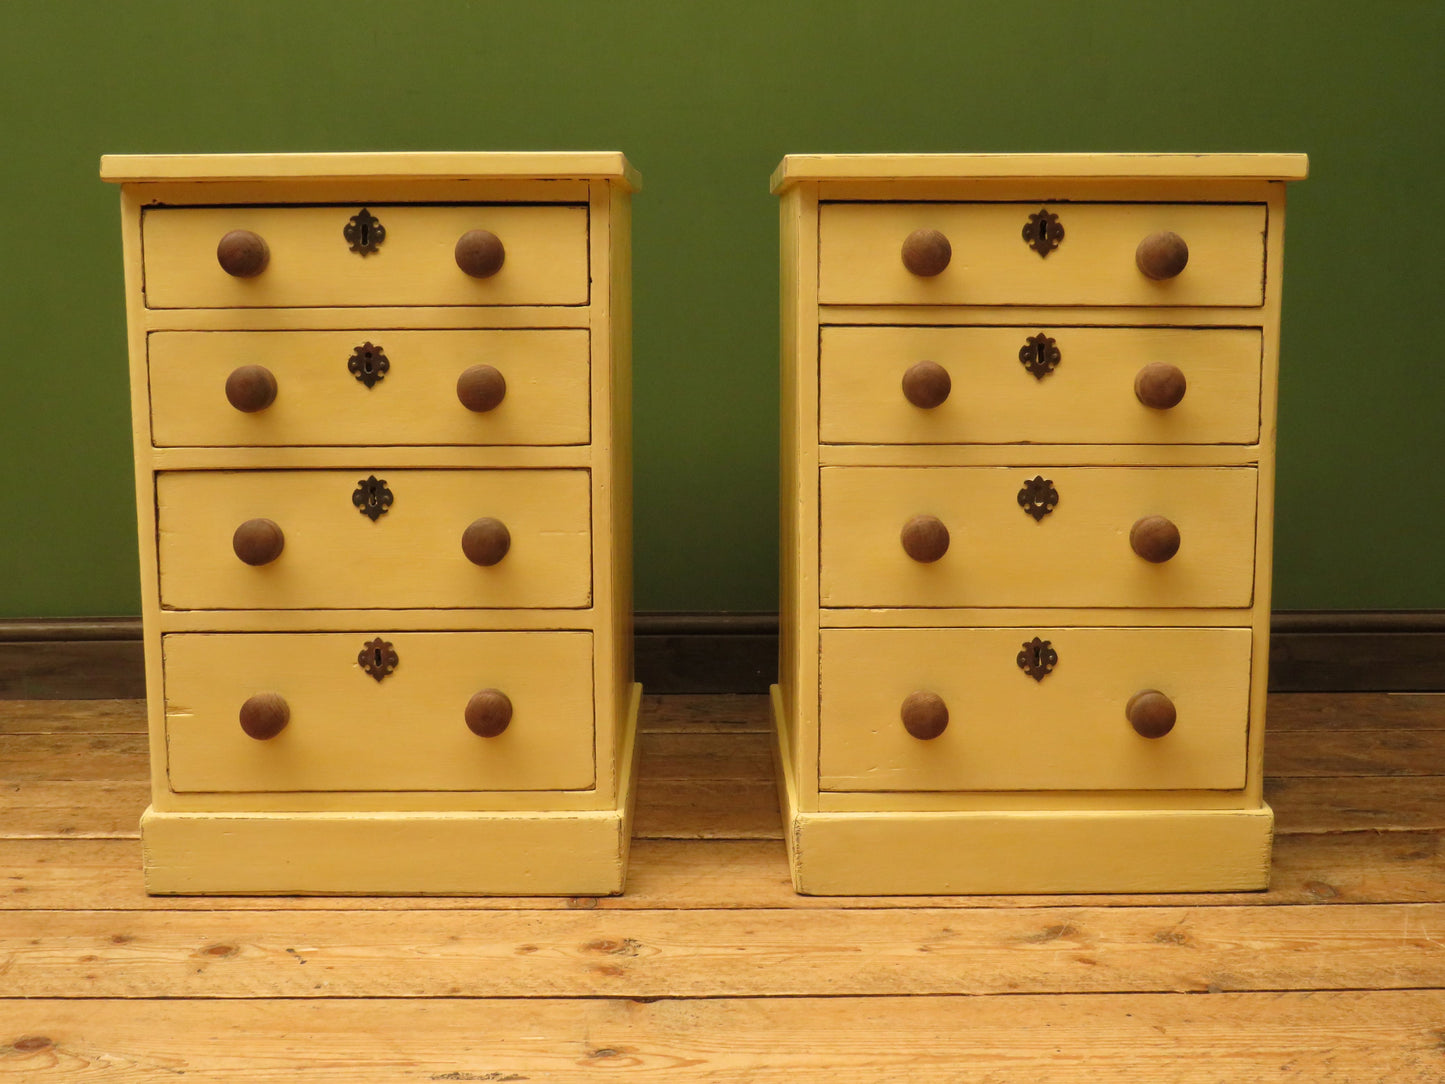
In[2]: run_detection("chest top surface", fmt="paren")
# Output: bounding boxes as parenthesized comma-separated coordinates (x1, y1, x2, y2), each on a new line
(101, 151, 641, 190)
(771, 152, 1307, 191)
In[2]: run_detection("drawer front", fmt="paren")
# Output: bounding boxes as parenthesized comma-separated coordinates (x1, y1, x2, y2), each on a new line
(143, 204, 588, 308)
(149, 329, 590, 447)
(819, 202, 1265, 307)
(164, 631, 594, 792)
(820, 466, 1256, 609)
(820, 626, 1251, 792)
(819, 326, 1261, 445)
(157, 469, 591, 610)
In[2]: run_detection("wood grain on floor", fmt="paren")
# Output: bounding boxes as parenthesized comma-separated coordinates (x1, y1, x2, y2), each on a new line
(1, 692, 1443, 1081)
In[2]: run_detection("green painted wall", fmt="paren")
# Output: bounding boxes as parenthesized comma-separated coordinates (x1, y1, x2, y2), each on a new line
(1, 0, 1440, 617)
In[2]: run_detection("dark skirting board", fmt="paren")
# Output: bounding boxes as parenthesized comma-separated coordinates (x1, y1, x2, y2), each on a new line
(2, 613, 1441, 698)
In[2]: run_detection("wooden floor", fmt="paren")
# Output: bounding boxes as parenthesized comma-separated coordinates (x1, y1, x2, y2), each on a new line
(1, 692, 1443, 1081)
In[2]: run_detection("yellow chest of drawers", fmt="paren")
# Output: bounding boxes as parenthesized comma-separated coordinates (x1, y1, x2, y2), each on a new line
(772, 153, 1307, 894)
(102, 152, 640, 895)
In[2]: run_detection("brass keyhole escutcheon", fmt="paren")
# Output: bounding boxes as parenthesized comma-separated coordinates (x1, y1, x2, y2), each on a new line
(344, 208, 386, 256)
(358, 638, 399, 682)
(1017, 475, 1059, 522)
(348, 342, 390, 388)
(352, 475, 394, 521)
(1022, 208, 1064, 257)
(1017, 637, 1058, 682)
(1018, 333, 1061, 380)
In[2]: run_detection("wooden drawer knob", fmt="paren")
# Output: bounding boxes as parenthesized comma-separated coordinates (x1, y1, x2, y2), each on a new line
(902, 360, 952, 409)
(1130, 515, 1181, 563)
(1127, 689, 1176, 738)
(217, 229, 270, 278)
(232, 518, 285, 566)
(902, 228, 951, 277)
(900, 690, 949, 740)
(224, 365, 278, 413)
(462, 517, 511, 566)
(1134, 362, 1187, 410)
(455, 229, 506, 278)
(239, 692, 290, 740)
(1136, 231, 1189, 280)
(465, 689, 513, 737)
(901, 514, 950, 563)
(457, 364, 507, 412)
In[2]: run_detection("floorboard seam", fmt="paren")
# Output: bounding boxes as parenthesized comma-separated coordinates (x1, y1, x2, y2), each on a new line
(4, 988, 1443, 1003)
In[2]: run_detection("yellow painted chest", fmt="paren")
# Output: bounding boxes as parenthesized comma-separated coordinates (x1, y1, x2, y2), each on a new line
(771, 153, 1307, 894)
(102, 152, 640, 895)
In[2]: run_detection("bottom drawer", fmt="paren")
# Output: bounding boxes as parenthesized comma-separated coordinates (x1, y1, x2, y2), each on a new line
(819, 626, 1252, 792)
(164, 631, 594, 793)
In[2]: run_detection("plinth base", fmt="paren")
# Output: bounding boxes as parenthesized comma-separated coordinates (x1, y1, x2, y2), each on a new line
(141, 684, 641, 896)
(770, 685, 1272, 895)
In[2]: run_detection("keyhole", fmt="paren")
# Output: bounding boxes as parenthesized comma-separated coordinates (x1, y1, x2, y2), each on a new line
(367, 488, 378, 508)
(359, 222, 370, 248)
(373, 647, 383, 668)
(362, 351, 374, 375)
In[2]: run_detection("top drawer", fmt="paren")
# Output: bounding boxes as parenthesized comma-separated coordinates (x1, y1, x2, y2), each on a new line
(818, 202, 1266, 308)
(142, 204, 589, 309)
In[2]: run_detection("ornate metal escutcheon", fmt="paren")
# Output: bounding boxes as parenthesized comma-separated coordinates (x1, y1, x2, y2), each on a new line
(1017, 475, 1059, 521)
(359, 637, 399, 682)
(348, 342, 390, 388)
(343, 208, 385, 255)
(1017, 637, 1058, 682)
(1021, 207, 1064, 257)
(352, 475, 394, 521)
(1018, 333, 1061, 380)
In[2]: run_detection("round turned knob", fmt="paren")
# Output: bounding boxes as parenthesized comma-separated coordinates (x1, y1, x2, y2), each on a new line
(216, 229, 269, 278)
(462, 516, 511, 566)
(239, 692, 289, 740)
(455, 229, 506, 278)
(232, 518, 285, 566)
(902, 360, 952, 409)
(900, 690, 949, 740)
(900, 514, 950, 563)
(1134, 362, 1187, 410)
(1130, 515, 1181, 564)
(901, 228, 952, 277)
(456, 364, 507, 413)
(1136, 231, 1189, 280)
(224, 365, 278, 413)
(466, 688, 513, 737)
(1127, 689, 1177, 739)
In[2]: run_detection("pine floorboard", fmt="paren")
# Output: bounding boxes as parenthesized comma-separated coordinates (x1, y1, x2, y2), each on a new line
(2, 692, 1443, 1081)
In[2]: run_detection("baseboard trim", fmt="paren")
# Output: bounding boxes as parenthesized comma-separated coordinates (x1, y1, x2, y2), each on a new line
(2, 612, 1442, 698)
